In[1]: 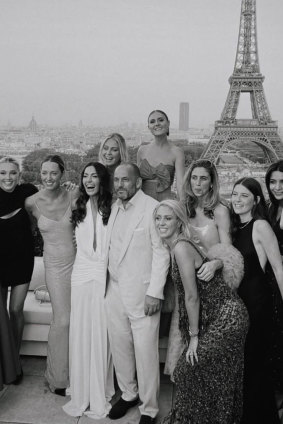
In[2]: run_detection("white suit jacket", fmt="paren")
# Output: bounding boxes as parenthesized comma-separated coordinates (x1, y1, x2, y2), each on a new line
(104, 189, 170, 315)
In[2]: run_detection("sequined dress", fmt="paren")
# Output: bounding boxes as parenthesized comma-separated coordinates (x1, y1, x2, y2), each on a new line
(163, 237, 249, 424)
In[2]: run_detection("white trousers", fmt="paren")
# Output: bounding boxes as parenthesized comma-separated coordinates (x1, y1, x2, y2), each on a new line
(105, 279, 160, 418)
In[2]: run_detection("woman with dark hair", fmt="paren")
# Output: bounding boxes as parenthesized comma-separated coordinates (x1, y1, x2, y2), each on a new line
(137, 110, 185, 201)
(63, 162, 114, 418)
(154, 200, 248, 424)
(265, 160, 283, 394)
(0, 156, 38, 382)
(25, 154, 77, 396)
(99, 133, 128, 193)
(231, 177, 283, 424)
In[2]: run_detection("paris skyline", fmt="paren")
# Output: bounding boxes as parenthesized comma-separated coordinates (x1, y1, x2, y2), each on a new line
(1, 0, 283, 128)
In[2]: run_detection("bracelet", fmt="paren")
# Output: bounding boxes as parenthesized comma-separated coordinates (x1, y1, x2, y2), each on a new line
(189, 327, 199, 338)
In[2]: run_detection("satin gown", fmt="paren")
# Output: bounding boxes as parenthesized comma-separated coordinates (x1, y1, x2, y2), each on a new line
(36, 201, 75, 390)
(63, 201, 114, 418)
(163, 237, 249, 424)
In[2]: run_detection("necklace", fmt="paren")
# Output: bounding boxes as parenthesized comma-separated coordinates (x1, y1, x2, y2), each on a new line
(239, 218, 252, 229)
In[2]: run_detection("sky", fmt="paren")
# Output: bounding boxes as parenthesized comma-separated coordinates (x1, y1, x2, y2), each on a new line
(0, 0, 283, 128)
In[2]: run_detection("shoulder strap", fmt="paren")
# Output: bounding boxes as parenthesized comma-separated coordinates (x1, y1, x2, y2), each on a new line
(172, 236, 206, 260)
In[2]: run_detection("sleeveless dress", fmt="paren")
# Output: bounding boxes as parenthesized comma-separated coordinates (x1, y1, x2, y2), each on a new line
(267, 218, 283, 392)
(0, 289, 21, 390)
(163, 237, 249, 424)
(139, 158, 175, 201)
(36, 200, 75, 390)
(233, 219, 280, 424)
(0, 184, 37, 287)
(63, 201, 114, 418)
(164, 219, 221, 377)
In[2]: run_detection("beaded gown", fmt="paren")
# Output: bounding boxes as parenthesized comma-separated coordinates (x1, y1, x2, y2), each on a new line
(233, 219, 280, 424)
(163, 237, 249, 424)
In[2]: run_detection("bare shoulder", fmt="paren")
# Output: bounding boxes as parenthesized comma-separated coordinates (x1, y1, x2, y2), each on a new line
(214, 203, 230, 220)
(25, 191, 38, 209)
(174, 240, 196, 264)
(171, 144, 184, 159)
(137, 144, 148, 159)
(253, 219, 272, 235)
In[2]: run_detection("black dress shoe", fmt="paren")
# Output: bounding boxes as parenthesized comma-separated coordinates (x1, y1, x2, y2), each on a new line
(108, 396, 139, 419)
(54, 388, 66, 396)
(12, 369, 23, 385)
(139, 415, 156, 424)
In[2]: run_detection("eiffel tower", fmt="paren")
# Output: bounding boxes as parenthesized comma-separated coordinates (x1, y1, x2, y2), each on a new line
(201, 0, 283, 164)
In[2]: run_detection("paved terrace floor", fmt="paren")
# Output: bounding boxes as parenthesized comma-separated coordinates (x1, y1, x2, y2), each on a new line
(0, 356, 173, 424)
(0, 356, 283, 424)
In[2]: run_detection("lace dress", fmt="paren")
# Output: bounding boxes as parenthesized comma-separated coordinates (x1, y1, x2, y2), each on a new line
(163, 238, 249, 424)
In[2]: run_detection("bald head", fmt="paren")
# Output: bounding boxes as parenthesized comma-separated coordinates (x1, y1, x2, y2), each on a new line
(114, 162, 142, 204)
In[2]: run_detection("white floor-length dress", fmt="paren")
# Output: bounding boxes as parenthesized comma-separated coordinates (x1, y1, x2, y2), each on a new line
(63, 201, 114, 418)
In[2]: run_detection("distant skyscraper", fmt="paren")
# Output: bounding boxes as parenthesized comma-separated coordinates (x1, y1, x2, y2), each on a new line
(28, 115, 37, 132)
(179, 102, 189, 131)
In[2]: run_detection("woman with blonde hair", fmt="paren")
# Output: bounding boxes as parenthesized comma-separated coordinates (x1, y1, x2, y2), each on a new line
(164, 159, 233, 377)
(154, 199, 248, 424)
(99, 133, 128, 192)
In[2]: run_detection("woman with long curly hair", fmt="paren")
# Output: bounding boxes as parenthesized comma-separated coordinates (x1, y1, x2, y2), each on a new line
(63, 162, 114, 419)
(231, 177, 283, 424)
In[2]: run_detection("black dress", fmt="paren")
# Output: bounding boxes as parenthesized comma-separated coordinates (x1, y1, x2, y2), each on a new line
(0, 184, 37, 287)
(163, 238, 249, 424)
(0, 289, 21, 390)
(233, 219, 280, 424)
(267, 218, 283, 392)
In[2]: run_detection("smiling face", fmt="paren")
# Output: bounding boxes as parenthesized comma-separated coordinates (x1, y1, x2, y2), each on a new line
(269, 170, 283, 201)
(0, 162, 20, 192)
(148, 111, 169, 137)
(231, 184, 255, 221)
(155, 205, 179, 241)
(41, 161, 63, 191)
(190, 167, 211, 198)
(82, 165, 100, 197)
(101, 138, 121, 168)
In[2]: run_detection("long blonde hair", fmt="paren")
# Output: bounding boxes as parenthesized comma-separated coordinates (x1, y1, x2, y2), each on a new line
(153, 199, 191, 239)
(99, 133, 129, 165)
(0, 156, 20, 171)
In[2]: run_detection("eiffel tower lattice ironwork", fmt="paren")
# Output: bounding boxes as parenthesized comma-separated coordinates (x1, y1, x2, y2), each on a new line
(201, 0, 283, 164)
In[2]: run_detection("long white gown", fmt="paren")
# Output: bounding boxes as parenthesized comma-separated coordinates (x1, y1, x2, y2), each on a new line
(63, 201, 114, 418)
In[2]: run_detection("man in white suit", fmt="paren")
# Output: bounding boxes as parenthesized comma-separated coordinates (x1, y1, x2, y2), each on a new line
(105, 163, 170, 424)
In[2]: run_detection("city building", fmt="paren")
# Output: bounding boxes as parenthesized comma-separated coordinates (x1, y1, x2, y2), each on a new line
(179, 102, 189, 131)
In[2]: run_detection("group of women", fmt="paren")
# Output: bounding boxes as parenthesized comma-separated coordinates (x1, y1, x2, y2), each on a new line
(0, 109, 282, 424)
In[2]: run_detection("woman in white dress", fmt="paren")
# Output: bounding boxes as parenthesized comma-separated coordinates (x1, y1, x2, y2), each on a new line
(63, 162, 114, 418)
